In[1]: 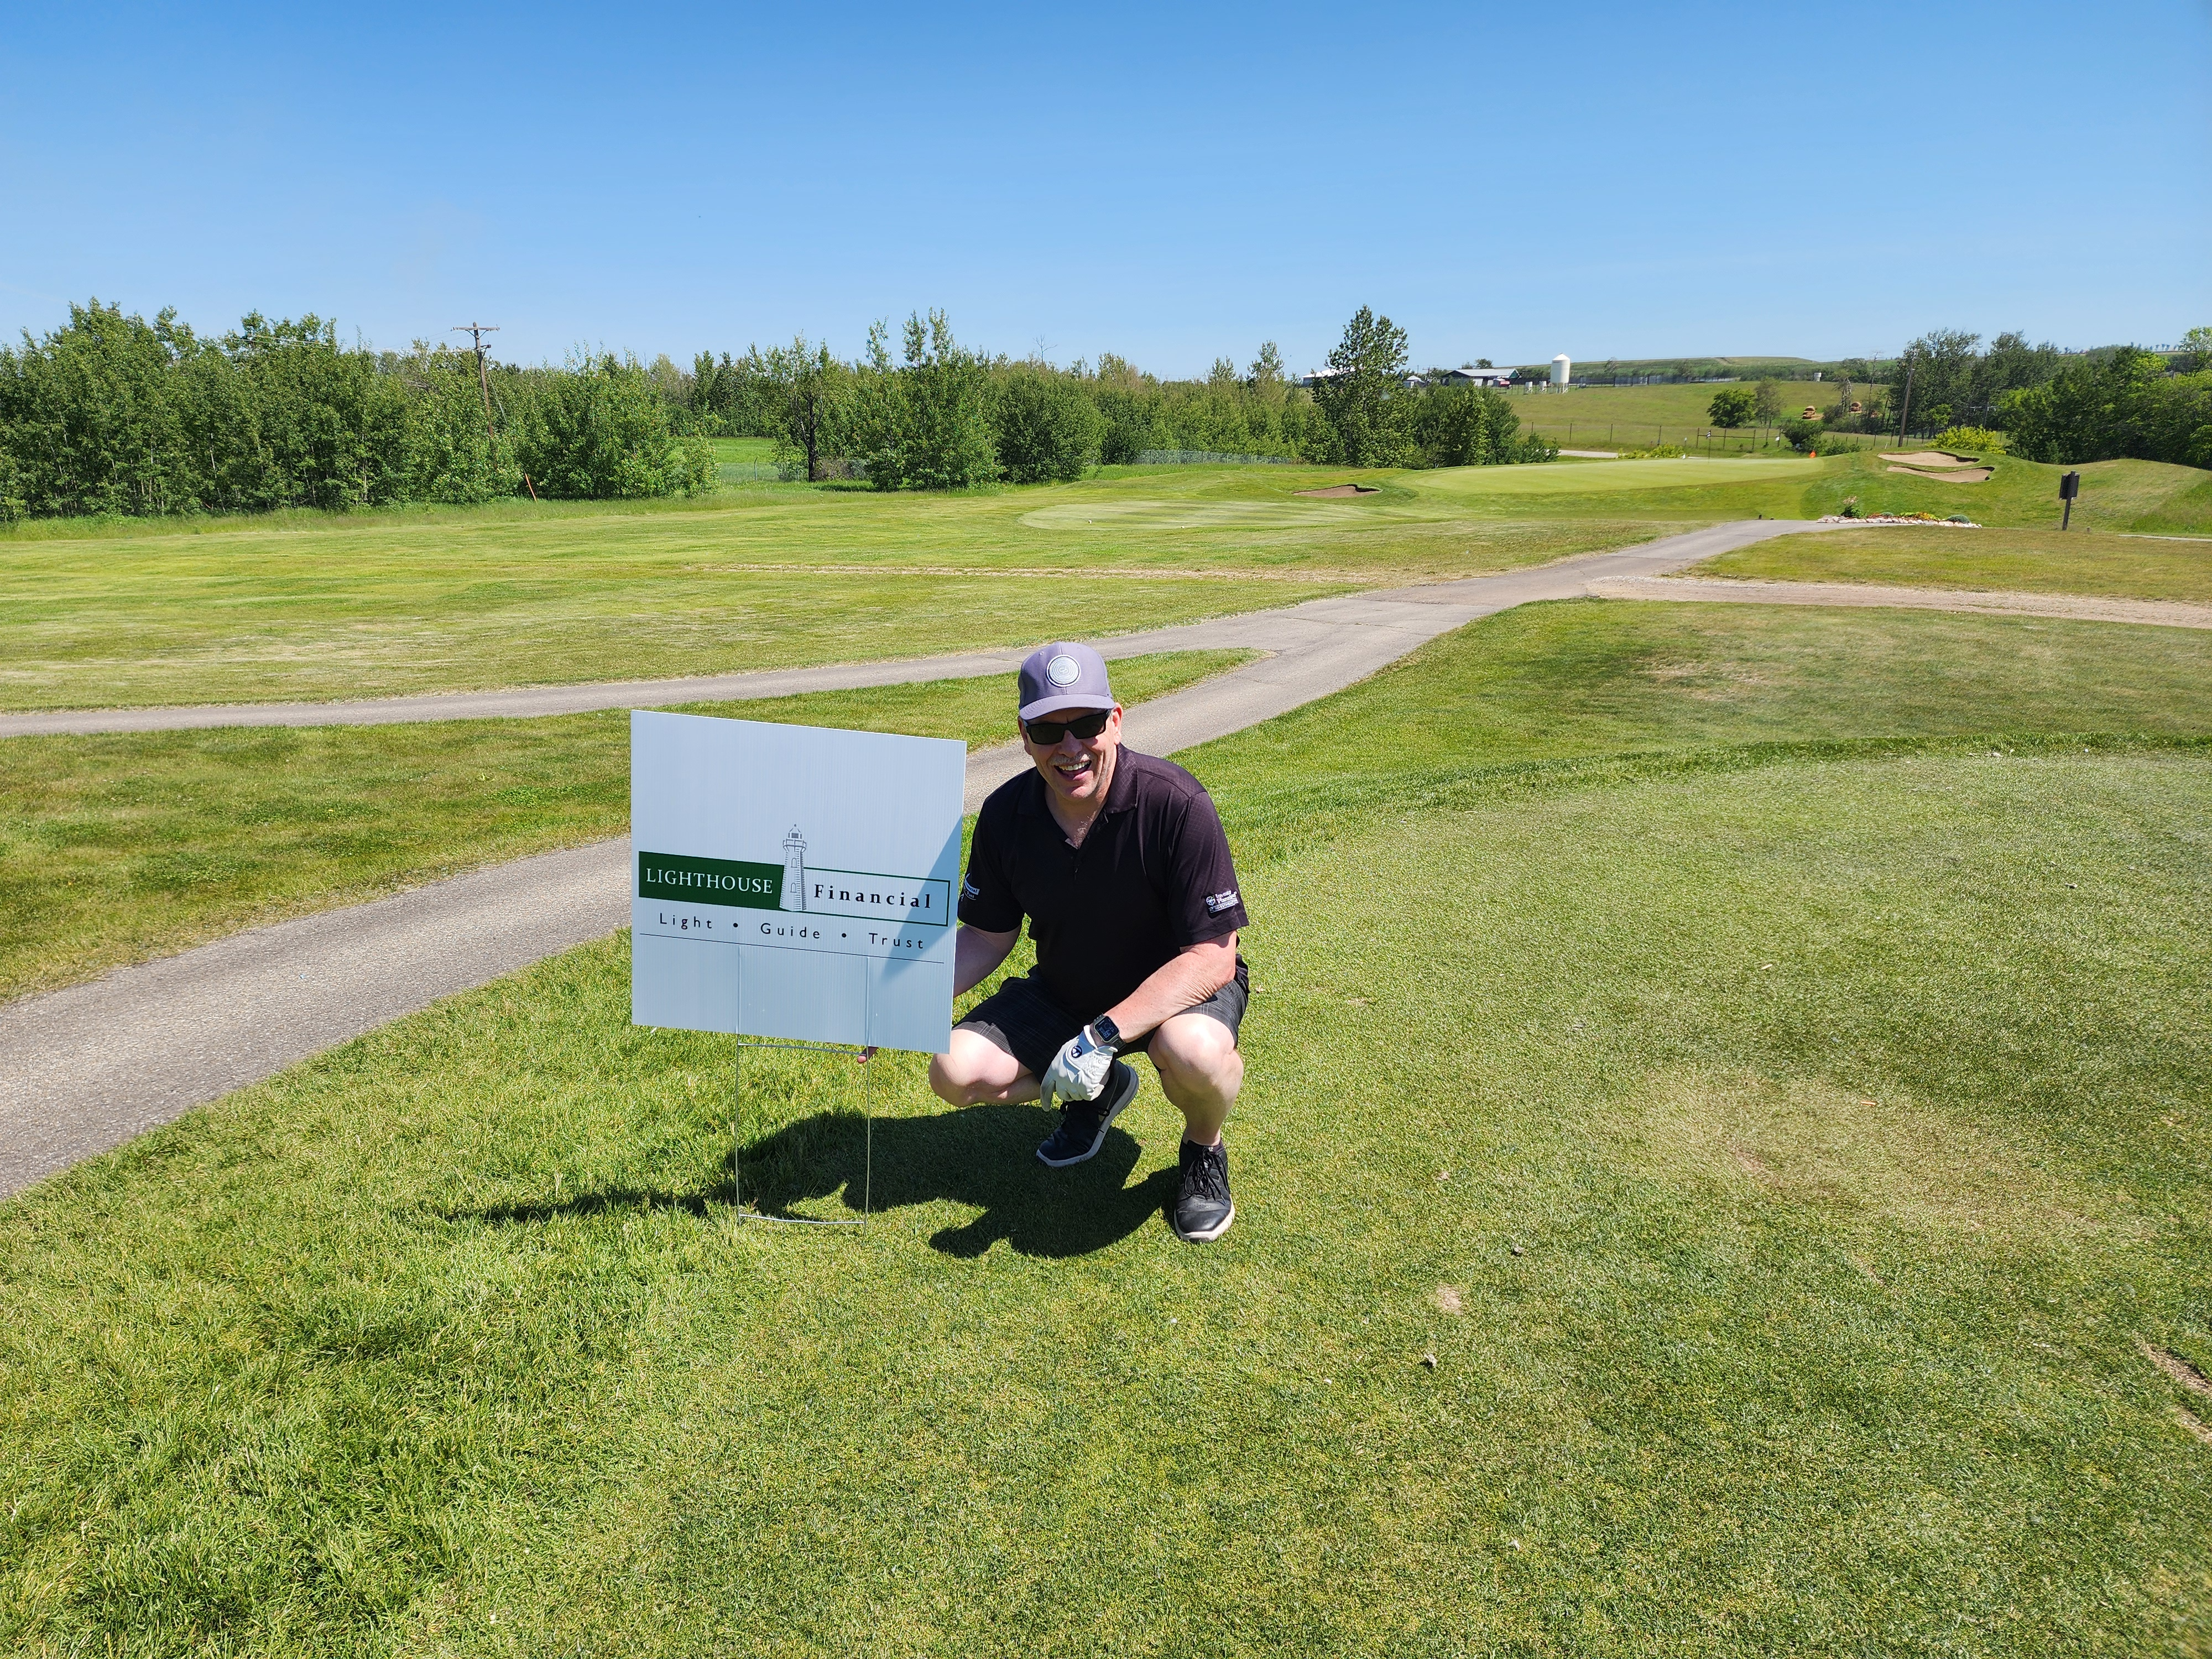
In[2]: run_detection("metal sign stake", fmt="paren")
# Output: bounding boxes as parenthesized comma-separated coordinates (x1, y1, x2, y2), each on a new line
(729, 1037, 873, 1228)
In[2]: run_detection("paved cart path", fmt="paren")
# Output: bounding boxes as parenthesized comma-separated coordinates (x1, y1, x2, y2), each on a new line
(0, 520, 1839, 1197)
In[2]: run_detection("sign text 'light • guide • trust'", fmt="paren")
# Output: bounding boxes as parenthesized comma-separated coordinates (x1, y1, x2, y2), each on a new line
(630, 711, 965, 1053)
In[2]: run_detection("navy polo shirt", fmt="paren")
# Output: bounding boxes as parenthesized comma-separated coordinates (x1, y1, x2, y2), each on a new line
(958, 749, 1249, 1020)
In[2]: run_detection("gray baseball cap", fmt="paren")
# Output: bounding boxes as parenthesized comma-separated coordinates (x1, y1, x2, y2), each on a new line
(1017, 641, 1117, 721)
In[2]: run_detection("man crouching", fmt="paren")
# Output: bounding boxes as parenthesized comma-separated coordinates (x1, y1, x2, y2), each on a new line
(928, 641, 1250, 1243)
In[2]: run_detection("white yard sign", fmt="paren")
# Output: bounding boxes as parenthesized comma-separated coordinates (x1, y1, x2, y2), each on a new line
(630, 711, 965, 1053)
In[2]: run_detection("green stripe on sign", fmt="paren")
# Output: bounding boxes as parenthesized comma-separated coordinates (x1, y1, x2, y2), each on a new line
(637, 852, 784, 907)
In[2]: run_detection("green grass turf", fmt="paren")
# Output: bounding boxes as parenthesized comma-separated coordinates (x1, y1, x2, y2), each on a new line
(0, 651, 1249, 1003)
(3, 740, 2206, 1652)
(705, 437, 779, 465)
(6, 454, 2203, 714)
(0, 469, 1651, 713)
(6, 603, 2212, 1649)
(1696, 525, 2212, 603)
(1499, 381, 1881, 454)
(1192, 598, 2212, 862)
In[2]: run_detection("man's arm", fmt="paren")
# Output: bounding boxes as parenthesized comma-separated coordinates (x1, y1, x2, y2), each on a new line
(1099, 932, 1237, 1043)
(952, 924, 1020, 998)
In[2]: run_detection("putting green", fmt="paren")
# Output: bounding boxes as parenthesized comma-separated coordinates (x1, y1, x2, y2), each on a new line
(1412, 456, 1815, 498)
(1019, 497, 1358, 531)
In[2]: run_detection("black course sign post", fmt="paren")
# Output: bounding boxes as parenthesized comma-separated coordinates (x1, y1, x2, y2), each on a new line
(2059, 469, 2080, 530)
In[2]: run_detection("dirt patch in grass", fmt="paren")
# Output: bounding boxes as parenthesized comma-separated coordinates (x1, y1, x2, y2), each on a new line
(1626, 1066, 2126, 1240)
(2137, 1338, 2212, 1400)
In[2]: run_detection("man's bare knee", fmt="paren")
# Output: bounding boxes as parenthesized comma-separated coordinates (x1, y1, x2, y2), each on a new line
(1151, 1014, 1240, 1091)
(930, 1030, 1027, 1105)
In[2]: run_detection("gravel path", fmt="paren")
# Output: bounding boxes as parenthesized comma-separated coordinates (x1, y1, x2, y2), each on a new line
(0, 519, 1834, 1197)
(1588, 575, 2212, 630)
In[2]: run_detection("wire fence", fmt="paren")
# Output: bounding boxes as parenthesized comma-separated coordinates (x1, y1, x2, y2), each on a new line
(1526, 419, 1960, 458)
(1130, 450, 1299, 466)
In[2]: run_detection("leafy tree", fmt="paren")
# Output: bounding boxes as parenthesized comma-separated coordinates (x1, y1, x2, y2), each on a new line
(850, 312, 999, 491)
(1091, 353, 1159, 465)
(1312, 306, 1416, 466)
(745, 337, 847, 481)
(1779, 416, 1825, 453)
(1248, 342, 1286, 402)
(2003, 349, 2212, 466)
(1707, 387, 1756, 428)
(992, 366, 1102, 483)
(1412, 386, 1550, 467)
(513, 353, 714, 499)
(1751, 380, 1784, 425)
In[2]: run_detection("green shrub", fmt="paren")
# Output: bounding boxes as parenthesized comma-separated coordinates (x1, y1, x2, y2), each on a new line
(512, 355, 714, 500)
(992, 367, 1102, 483)
(1931, 425, 2003, 454)
(1414, 385, 1541, 467)
(848, 312, 999, 492)
(1779, 416, 1825, 453)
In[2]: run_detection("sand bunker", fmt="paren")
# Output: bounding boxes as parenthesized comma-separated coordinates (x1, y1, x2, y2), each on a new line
(1888, 465, 1991, 483)
(1887, 450, 1975, 467)
(1294, 483, 1379, 497)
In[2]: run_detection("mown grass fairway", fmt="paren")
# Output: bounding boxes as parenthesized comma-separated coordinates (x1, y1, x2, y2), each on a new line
(3, 604, 2209, 1654)
(7, 456, 2206, 712)
(1700, 525, 2212, 602)
(0, 651, 1247, 1000)
(1495, 379, 1885, 453)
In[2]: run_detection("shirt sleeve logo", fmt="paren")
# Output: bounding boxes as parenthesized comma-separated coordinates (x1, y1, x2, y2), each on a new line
(962, 878, 980, 900)
(1204, 887, 1240, 914)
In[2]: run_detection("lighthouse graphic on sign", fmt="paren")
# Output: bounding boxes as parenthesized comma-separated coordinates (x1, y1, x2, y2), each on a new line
(779, 826, 807, 911)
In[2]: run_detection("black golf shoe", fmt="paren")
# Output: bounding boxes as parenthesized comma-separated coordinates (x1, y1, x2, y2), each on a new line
(1172, 1138, 1235, 1243)
(1035, 1060, 1138, 1168)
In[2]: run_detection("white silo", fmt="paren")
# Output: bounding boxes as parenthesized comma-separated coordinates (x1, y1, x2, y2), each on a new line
(1550, 353, 1572, 389)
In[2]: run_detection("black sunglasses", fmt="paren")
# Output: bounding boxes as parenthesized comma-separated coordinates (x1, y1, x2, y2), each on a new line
(1022, 709, 1112, 744)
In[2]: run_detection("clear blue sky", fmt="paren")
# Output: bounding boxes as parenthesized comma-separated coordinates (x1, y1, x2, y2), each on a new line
(3, 1, 2206, 377)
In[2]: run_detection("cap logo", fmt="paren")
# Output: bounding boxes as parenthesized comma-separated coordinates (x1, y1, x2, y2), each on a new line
(1046, 654, 1081, 687)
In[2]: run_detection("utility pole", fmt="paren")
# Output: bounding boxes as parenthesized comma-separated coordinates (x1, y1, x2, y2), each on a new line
(452, 321, 534, 499)
(452, 322, 500, 446)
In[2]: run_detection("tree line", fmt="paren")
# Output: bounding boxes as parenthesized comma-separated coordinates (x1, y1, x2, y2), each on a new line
(0, 299, 1553, 519)
(686, 305, 1553, 486)
(0, 301, 715, 520)
(1697, 326, 2212, 467)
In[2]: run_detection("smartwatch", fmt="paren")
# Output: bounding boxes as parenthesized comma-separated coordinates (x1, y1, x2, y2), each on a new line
(1083, 1015, 1123, 1055)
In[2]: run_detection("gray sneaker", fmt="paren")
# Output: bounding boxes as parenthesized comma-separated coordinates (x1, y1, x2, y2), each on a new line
(1035, 1060, 1139, 1168)
(1172, 1139, 1235, 1243)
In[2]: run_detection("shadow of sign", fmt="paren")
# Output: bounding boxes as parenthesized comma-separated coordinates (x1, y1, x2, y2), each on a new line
(743, 1104, 1173, 1258)
(450, 1104, 1171, 1259)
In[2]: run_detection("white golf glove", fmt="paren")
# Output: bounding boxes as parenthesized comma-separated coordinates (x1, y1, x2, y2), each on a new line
(1041, 1024, 1119, 1113)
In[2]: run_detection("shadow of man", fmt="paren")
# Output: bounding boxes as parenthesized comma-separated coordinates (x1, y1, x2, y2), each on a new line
(744, 1102, 1173, 1258)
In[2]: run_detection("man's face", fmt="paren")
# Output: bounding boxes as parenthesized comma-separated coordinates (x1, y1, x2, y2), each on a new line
(1021, 705, 1122, 807)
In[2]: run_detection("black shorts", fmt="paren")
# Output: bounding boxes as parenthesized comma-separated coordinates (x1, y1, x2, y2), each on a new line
(957, 958, 1249, 1078)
